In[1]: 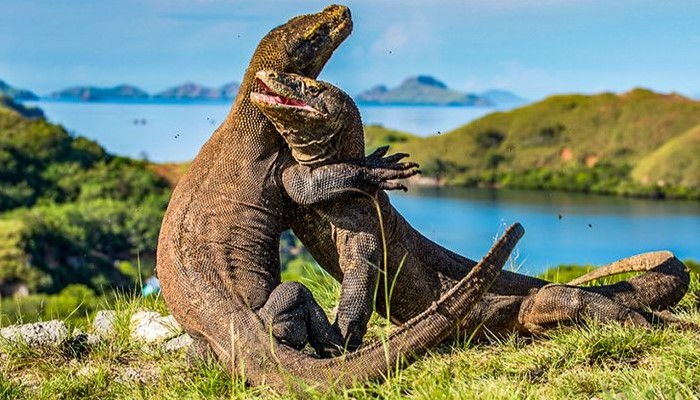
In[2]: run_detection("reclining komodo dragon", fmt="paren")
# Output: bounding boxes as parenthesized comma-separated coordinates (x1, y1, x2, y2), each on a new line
(157, 4, 526, 394)
(250, 70, 691, 347)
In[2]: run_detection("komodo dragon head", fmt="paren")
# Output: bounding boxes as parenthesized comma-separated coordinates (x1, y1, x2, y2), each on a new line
(245, 5, 352, 87)
(251, 70, 364, 165)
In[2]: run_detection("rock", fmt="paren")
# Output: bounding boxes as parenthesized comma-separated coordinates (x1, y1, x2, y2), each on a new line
(114, 364, 161, 385)
(76, 365, 100, 378)
(86, 333, 103, 346)
(163, 333, 193, 353)
(162, 315, 181, 331)
(130, 312, 181, 343)
(93, 310, 117, 337)
(116, 367, 148, 384)
(0, 320, 68, 348)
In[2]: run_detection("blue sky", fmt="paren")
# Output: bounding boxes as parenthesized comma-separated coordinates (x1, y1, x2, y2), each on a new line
(1, 0, 699, 100)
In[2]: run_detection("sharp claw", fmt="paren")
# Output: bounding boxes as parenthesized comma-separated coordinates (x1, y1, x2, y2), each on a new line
(372, 145, 389, 158)
(382, 153, 409, 163)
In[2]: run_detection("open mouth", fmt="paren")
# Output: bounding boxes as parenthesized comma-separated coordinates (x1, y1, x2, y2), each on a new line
(252, 78, 317, 112)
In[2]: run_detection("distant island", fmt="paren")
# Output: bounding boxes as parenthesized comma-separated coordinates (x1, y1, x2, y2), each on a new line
(0, 80, 39, 101)
(50, 84, 149, 101)
(154, 82, 239, 101)
(356, 75, 524, 106)
(49, 82, 240, 102)
(4, 75, 524, 106)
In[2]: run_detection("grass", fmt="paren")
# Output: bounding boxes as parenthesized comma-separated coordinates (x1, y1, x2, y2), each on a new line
(1, 268, 699, 399)
(364, 89, 700, 198)
(631, 124, 700, 189)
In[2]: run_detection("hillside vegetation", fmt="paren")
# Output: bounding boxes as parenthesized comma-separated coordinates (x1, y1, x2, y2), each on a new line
(0, 98, 170, 297)
(631, 124, 700, 190)
(366, 89, 700, 199)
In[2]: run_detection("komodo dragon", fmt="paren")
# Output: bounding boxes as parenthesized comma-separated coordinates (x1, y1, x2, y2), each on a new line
(156, 5, 525, 394)
(250, 71, 691, 346)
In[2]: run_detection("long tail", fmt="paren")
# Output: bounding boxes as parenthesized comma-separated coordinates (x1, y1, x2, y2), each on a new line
(567, 251, 690, 310)
(204, 223, 524, 394)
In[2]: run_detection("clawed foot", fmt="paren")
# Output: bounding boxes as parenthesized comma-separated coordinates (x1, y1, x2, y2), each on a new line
(519, 284, 654, 333)
(364, 145, 420, 191)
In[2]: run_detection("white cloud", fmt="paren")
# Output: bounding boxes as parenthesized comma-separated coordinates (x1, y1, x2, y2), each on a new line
(370, 25, 410, 56)
(368, 15, 438, 57)
(460, 61, 560, 99)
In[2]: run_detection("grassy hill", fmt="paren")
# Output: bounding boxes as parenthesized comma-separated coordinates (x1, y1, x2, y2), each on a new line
(366, 89, 700, 199)
(0, 98, 170, 296)
(631, 123, 700, 192)
(364, 124, 420, 150)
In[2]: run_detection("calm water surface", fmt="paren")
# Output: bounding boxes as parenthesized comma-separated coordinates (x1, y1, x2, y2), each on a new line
(27, 101, 699, 274)
(390, 187, 700, 274)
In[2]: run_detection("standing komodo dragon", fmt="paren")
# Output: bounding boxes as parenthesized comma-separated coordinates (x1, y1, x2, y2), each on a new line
(157, 5, 525, 394)
(250, 71, 691, 346)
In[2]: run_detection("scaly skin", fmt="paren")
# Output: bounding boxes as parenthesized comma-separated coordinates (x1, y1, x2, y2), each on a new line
(157, 6, 522, 394)
(252, 71, 691, 346)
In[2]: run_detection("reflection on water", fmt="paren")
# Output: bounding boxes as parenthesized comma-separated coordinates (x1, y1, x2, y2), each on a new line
(390, 187, 700, 275)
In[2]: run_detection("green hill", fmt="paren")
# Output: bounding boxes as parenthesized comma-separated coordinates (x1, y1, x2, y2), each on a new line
(0, 96, 44, 119)
(364, 124, 420, 151)
(0, 100, 171, 295)
(367, 88, 700, 199)
(631, 124, 700, 191)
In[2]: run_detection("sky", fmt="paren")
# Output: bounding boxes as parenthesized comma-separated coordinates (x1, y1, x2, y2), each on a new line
(1, 0, 699, 100)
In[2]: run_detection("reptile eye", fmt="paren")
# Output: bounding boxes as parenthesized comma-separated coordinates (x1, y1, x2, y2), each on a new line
(307, 86, 321, 96)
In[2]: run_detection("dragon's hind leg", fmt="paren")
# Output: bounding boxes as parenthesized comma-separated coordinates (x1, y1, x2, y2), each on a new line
(518, 284, 652, 334)
(577, 253, 690, 312)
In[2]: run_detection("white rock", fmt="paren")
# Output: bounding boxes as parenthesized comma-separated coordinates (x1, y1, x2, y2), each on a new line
(93, 310, 118, 337)
(163, 333, 193, 353)
(116, 367, 147, 384)
(76, 365, 99, 378)
(161, 314, 181, 332)
(86, 333, 103, 346)
(130, 311, 181, 343)
(0, 320, 68, 347)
